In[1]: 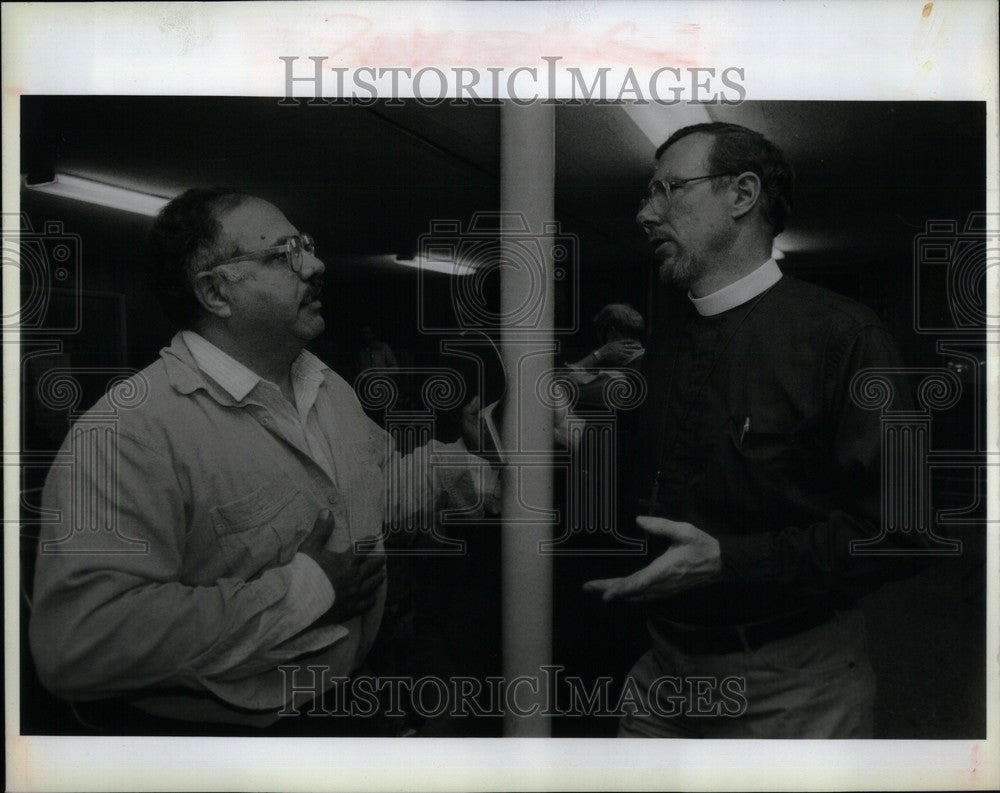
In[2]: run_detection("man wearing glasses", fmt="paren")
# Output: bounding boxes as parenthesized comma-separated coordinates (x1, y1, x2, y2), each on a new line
(585, 123, 925, 737)
(29, 189, 496, 734)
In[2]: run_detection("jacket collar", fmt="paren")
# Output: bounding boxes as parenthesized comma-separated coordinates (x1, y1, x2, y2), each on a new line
(160, 332, 239, 404)
(161, 332, 333, 407)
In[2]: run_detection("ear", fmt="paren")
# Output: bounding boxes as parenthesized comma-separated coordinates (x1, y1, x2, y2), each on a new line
(192, 270, 233, 319)
(730, 171, 762, 221)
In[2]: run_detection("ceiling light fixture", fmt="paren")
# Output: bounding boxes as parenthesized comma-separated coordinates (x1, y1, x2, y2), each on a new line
(394, 253, 476, 277)
(23, 173, 172, 217)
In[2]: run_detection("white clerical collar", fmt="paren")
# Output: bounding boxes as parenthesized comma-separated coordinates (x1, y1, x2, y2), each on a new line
(180, 330, 328, 402)
(689, 258, 783, 316)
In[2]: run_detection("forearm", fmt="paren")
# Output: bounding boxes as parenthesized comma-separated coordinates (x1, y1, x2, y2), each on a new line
(30, 550, 338, 698)
(569, 351, 601, 370)
(386, 438, 500, 522)
(29, 434, 339, 699)
(717, 507, 931, 595)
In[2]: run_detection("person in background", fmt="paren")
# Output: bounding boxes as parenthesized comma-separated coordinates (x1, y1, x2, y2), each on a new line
(554, 302, 646, 453)
(563, 302, 646, 414)
(356, 324, 399, 373)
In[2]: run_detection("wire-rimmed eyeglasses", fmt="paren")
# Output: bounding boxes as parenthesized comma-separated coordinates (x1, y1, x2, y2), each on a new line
(211, 233, 317, 274)
(638, 172, 735, 212)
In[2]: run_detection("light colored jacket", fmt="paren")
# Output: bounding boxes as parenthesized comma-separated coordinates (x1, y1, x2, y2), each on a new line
(30, 333, 493, 716)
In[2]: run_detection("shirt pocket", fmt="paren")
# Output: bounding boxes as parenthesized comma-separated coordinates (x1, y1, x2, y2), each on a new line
(728, 413, 808, 463)
(722, 412, 820, 523)
(209, 477, 316, 574)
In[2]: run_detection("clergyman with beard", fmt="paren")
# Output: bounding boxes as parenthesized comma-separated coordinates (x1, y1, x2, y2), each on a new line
(585, 123, 928, 738)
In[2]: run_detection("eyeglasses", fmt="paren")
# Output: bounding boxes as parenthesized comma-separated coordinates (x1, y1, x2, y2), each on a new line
(638, 172, 734, 211)
(211, 233, 316, 274)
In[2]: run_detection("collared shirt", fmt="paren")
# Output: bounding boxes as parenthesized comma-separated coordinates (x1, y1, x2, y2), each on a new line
(181, 330, 336, 481)
(30, 332, 497, 719)
(181, 330, 344, 639)
(631, 274, 927, 627)
(688, 258, 782, 316)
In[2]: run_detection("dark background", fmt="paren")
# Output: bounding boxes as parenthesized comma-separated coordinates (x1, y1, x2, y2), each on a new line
(17, 98, 987, 737)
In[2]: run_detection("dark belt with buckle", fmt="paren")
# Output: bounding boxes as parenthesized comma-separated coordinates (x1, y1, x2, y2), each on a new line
(653, 606, 835, 654)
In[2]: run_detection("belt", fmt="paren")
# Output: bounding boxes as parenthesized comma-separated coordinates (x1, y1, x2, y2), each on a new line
(653, 606, 835, 655)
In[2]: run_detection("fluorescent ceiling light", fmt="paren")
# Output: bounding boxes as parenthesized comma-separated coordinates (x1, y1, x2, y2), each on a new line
(771, 230, 837, 256)
(23, 173, 172, 217)
(395, 254, 476, 277)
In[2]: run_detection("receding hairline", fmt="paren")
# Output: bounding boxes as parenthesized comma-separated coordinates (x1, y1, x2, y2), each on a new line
(209, 193, 270, 226)
(654, 130, 717, 163)
(207, 194, 290, 252)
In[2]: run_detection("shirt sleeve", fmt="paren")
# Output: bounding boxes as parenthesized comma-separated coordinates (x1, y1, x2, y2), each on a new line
(378, 432, 501, 527)
(717, 323, 932, 596)
(29, 429, 341, 701)
(564, 362, 600, 385)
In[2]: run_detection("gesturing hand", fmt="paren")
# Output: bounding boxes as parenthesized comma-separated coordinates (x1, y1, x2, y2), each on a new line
(583, 517, 722, 603)
(299, 510, 387, 625)
(595, 339, 643, 367)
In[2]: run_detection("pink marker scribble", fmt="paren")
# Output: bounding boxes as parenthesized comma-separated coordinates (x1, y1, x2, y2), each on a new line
(290, 14, 704, 69)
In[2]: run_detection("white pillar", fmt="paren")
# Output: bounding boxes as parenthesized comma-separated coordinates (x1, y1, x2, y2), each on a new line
(499, 101, 555, 737)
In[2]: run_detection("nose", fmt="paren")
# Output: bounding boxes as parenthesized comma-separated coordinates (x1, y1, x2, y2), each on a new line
(636, 198, 658, 229)
(299, 250, 325, 279)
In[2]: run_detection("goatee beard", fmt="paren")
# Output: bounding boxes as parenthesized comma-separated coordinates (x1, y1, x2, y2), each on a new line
(659, 252, 697, 288)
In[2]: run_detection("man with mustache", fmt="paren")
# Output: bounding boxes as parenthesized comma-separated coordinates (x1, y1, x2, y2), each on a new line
(585, 123, 926, 737)
(30, 189, 495, 734)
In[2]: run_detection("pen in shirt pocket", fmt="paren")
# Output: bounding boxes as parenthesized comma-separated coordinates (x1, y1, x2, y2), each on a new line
(739, 415, 751, 449)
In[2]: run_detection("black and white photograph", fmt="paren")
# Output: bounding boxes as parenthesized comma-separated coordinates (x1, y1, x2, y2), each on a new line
(4, 2, 998, 791)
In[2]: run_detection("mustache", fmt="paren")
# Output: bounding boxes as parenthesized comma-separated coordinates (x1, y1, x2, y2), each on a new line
(303, 278, 325, 301)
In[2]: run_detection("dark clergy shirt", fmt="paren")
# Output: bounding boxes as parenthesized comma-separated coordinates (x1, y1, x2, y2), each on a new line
(631, 274, 923, 626)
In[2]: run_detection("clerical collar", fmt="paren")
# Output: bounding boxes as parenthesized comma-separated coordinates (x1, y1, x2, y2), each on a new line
(689, 258, 783, 316)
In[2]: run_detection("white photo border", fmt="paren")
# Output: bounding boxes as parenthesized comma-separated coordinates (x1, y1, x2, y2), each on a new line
(3, 2, 998, 790)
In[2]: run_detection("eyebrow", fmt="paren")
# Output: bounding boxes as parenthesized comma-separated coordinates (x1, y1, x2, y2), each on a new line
(256, 233, 297, 248)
